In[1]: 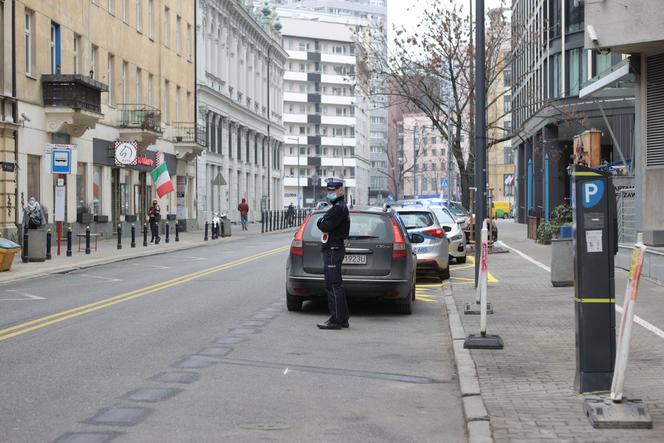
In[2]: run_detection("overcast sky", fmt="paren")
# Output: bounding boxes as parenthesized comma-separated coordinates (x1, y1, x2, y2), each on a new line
(387, 0, 508, 47)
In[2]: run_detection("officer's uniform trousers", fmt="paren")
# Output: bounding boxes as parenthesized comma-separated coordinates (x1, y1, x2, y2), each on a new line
(322, 247, 349, 323)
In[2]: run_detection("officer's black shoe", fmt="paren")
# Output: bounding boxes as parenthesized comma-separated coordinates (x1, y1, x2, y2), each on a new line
(340, 320, 349, 328)
(317, 320, 342, 330)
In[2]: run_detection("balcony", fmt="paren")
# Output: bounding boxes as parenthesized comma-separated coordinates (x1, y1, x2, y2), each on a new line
(171, 122, 207, 160)
(41, 74, 108, 137)
(117, 104, 162, 147)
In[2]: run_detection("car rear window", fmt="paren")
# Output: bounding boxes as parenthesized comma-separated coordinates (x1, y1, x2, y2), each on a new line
(397, 211, 435, 229)
(304, 213, 390, 241)
(431, 207, 455, 224)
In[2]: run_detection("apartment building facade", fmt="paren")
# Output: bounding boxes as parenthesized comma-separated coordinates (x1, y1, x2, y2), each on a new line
(196, 0, 286, 224)
(278, 9, 371, 207)
(12, 0, 200, 238)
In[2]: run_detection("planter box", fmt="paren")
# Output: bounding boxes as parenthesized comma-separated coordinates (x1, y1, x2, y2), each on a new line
(125, 215, 137, 222)
(166, 214, 176, 221)
(94, 215, 109, 223)
(77, 213, 94, 224)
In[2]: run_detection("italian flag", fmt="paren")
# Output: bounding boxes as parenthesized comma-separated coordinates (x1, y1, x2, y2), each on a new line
(151, 161, 174, 198)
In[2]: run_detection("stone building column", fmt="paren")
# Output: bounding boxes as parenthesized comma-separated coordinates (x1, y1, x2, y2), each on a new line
(0, 125, 17, 238)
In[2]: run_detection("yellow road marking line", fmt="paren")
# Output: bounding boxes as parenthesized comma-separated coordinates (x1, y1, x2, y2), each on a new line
(465, 256, 499, 282)
(0, 246, 289, 342)
(575, 298, 616, 303)
(416, 296, 436, 303)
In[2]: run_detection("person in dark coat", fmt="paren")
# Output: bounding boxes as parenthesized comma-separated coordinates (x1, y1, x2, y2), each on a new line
(148, 198, 161, 244)
(316, 178, 351, 330)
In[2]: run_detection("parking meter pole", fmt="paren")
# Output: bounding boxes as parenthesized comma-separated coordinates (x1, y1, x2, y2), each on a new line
(611, 234, 647, 402)
(131, 225, 136, 248)
(46, 228, 52, 260)
(464, 222, 503, 349)
(117, 224, 122, 250)
(175, 221, 180, 242)
(165, 223, 170, 243)
(204, 221, 209, 241)
(143, 223, 148, 247)
(66, 227, 72, 257)
(572, 165, 617, 393)
(85, 226, 91, 255)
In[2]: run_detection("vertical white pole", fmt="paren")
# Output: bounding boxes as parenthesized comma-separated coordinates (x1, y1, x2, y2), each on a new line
(610, 233, 646, 401)
(479, 223, 489, 336)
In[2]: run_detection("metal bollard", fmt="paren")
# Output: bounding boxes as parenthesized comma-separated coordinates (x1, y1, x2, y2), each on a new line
(204, 221, 209, 241)
(261, 211, 265, 233)
(175, 221, 180, 242)
(21, 230, 28, 263)
(85, 225, 91, 255)
(66, 226, 72, 257)
(143, 223, 148, 247)
(117, 223, 122, 250)
(165, 223, 170, 243)
(46, 228, 52, 260)
(131, 225, 136, 248)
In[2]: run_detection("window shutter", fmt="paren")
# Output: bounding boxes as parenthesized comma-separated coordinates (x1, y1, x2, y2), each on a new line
(647, 53, 664, 167)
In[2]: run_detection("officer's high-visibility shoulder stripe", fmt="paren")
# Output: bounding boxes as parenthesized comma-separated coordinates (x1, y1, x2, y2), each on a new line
(571, 171, 602, 177)
(575, 298, 616, 303)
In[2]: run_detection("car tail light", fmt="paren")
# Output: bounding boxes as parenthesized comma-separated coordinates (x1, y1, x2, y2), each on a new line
(391, 218, 406, 259)
(291, 214, 310, 256)
(422, 228, 445, 238)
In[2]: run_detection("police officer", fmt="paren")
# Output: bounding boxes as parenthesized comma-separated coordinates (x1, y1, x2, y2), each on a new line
(148, 198, 161, 244)
(316, 178, 351, 330)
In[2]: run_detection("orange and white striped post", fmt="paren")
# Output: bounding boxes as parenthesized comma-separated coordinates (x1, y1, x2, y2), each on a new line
(610, 233, 647, 402)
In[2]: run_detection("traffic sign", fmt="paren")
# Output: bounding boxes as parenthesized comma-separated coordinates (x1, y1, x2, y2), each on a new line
(51, 149, 71, 174)
(440, 178, 449, 188)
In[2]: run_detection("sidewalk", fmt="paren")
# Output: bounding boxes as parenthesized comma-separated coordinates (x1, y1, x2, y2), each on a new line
(447, 220, 664, 442)
(1, 222, 287, 285)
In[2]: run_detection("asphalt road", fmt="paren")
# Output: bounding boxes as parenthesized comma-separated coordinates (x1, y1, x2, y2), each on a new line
(0, 232, 465, 443)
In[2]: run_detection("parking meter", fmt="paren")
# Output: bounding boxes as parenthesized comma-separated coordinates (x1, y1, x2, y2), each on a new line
(572, 165, 618, 393)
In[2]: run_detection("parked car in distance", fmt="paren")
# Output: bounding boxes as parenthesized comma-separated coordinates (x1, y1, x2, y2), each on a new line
(393, 206, 450, 280)
(428, 205, 467, 263)
(286, 207, 423, 314)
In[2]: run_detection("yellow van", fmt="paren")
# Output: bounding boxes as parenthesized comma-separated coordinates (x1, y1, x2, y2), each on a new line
(491, 201, 511, 219)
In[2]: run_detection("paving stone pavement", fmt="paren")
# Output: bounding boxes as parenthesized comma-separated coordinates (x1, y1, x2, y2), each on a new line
(451, 221, 664, 442)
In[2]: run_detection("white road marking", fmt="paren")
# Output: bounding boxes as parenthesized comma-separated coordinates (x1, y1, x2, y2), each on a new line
(77, 274, 122, 282)
(283, 368, 289, 375)
(501, 241, 664, 341)
(133, 264, 171, 270)
(178, 256, 207, 261)
(0, 290, 46, 301)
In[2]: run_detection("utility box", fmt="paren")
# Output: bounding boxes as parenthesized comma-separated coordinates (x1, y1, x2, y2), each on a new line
(572, 165, 618, 393)
(26, 229, 47, 262)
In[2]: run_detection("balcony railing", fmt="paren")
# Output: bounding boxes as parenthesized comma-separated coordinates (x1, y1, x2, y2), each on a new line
(118, 104, 162, 133)
(42, 74, 108, 114)
(172, 122, 206, 147)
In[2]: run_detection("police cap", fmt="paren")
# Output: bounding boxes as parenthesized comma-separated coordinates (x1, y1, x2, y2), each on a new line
(325, 177, 344, 190)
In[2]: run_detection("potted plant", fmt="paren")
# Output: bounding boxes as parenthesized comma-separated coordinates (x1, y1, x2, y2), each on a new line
(77, 205, 94, 224)
(95, 214, 109, 223)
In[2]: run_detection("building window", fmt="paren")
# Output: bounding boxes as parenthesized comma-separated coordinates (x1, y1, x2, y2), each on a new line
(163, 79, 169, 122)
(121, 61, 128, 103)
(176, 16, 182, 55)
(93, 166, 103, 215)
(136, 0, 142, 31)
(163, 7, 170, 47)
(148, 0, 154, 39)
(76, 163, 87, 216)
(175, 86, 181, 122)
(187, 24, 192, 61)
(73, 35, 81, 74)
(565, 0, 584, 33)
(135, 67, 142, 103)
(503, 95, 512, 113)
(27, 155, 40, 201)
(504, 69, 512, 87)
(107, 54, 114, 105)
(50, 22, 61, 74)
(504, 174, 514, 196)
(108, 0, 115, 15)
(504, 147, 514, 164)
(90, 44, 98, 79)
(24, 11, 34, 76)
(147, 73, 154, 106)
(122, 0, 129, 22)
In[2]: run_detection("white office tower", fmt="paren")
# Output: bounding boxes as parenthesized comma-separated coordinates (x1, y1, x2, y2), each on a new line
(277, 8, 371, 207)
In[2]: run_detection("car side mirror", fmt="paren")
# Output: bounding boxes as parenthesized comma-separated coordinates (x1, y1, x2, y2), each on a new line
(410, 233, 425, 244)
(443, 226, 452, 233)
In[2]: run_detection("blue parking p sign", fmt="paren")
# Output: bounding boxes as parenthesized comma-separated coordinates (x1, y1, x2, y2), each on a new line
(51, 149, 71, 174)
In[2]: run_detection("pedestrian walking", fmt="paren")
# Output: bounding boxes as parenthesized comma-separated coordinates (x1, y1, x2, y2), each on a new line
(238, 198, 249, 231)
(286, 202, 295, 226)
(316, 178, 351, 330)
(148, 198, 161, 244)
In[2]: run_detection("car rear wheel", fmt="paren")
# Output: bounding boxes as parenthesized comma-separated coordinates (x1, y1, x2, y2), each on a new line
(456, 255, 467, 264)
(439, 266, 451, 281)
(396, 284, 414, 315)
(503, 214, 508, 219)
(287, 294, 303, 311)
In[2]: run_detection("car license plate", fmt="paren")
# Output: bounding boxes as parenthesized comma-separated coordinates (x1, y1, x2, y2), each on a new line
(343, 254, 366, 265)
(415, 246, 429, 253)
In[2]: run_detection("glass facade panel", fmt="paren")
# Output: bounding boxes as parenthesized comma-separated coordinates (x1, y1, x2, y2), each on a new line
(76, 163, 87, 214)
(93, 166, 103, 215)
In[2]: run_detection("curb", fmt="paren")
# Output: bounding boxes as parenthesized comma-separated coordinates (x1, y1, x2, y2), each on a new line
(443, 285, 494, 443)
(0, 228, 297, 286)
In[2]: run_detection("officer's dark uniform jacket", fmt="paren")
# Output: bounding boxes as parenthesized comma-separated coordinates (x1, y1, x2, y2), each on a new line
(316, 196, 350, 249)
